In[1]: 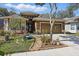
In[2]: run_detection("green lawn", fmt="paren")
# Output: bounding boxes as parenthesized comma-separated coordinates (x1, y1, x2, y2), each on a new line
(69, 32, 79, 36)
(0, 35, 34, 55)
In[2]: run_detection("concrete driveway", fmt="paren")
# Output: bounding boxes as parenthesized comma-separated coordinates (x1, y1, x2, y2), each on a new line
(59, 35, 79, 46)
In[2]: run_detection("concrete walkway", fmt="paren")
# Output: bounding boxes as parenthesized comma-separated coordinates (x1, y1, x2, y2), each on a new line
(10, 45, 79, 56)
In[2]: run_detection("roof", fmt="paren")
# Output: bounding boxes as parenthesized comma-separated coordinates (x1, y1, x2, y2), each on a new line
(63, 16, 79, 23)
(20, 12, 39, 17)
(38, 14, 50, 19)
(33, 17, 65, 22)
(0, 14, 28, 20)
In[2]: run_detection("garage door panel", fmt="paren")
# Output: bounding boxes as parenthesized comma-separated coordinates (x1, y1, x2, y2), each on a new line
(41, 23, 50, 33)
(41, 23, 62, 33)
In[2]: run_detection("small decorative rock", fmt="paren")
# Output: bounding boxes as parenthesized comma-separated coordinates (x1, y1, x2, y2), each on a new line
(56, 38, 61, 45)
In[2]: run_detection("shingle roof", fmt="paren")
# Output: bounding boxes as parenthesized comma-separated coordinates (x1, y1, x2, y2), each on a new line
(33, 17, 64, 22)
(20, 12, 39, 17)
(0, 14, 28, 20)
(63, 16, 79, 23)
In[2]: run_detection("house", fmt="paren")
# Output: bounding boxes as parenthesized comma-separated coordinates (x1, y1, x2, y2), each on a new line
(21, 12, 65, 34)
(64, 16, 79, 33)
(33, 17, 65, 34)
(0, 12, 6, 30)
(0, 14, 28, 32)
(0, 12, 66, 34)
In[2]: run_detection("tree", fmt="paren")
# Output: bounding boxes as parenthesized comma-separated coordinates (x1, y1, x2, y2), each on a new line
(9, 7, 17, 15)
(56, 9, 75, 18)
(68, 3, 79, 10)
(0, 8, 9, 16)
(35, 3, 57, 44)
(65, 3, 79, 17)
(55, 3, 79, 18)
(9, 11, 16, 15)
(0, 7, 17, 16)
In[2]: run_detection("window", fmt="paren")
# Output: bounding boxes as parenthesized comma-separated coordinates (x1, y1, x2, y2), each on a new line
(71, 24, 75, 30)
(77, 25, 79, 30)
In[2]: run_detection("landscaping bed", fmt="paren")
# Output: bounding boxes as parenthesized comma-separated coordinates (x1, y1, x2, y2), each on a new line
(0, 34, 68, 55)
(39, 44, 68, 50)
(0, 35, 34, 56)
(28, 35, 68, 52)
(29, 43, 68, 52)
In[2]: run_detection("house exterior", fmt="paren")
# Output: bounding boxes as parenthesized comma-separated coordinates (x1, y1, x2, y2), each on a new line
(0, 14, 28, 32)
(0, 13, 65, 34)
(21, 12, 65, 34)
(33, 17, 65, 34)
(0, 12, 5, 30)
(64, 17, 79, 33)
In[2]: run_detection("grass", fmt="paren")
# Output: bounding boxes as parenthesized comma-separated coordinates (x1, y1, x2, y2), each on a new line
(69, 32, 79, 36)
(0, 35, 34, 55)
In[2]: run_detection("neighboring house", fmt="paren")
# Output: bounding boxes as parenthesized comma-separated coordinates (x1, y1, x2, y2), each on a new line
(0, 12, 5, 30)
(64, 17, 79, 33)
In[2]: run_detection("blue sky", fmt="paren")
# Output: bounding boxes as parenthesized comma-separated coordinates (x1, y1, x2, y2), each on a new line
(0, 3, 79, 16)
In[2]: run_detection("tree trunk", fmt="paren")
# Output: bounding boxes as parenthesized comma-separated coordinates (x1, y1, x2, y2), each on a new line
(49, 3, 57, 44)
(50, 18, 55, 44)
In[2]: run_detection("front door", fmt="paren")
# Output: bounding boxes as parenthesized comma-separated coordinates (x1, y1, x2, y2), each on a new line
(26, 19, 35, 33)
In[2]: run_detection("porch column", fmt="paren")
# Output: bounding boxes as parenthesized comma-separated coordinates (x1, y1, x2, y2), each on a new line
(4, 18, 9, 31)
(35, 22, 37, 33)
(40, 22, 41, 33)
(25, 20, 28, 33)
(64, 22, 66, 34)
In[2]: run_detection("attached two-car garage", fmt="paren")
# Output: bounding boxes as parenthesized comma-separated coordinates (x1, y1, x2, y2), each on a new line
(41, 22, 63, 33)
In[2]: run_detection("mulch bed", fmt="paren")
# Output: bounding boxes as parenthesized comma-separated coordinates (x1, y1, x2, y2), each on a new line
(29, 44, 68, 52)
(39, 44, 68, 50)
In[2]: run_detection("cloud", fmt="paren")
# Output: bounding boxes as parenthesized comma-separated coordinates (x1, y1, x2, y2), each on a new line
(5, 4, 15, 8)
(35, 7, 47, 12)
(16, 4, 36, 9)
(5, 3, 48, 12)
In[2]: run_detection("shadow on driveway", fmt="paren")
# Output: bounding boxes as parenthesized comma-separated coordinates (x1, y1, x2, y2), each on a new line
(60, 35, 79, 45)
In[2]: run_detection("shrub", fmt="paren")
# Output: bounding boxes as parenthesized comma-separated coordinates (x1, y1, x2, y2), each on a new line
(0, 30, 11, 36)
(5, 31, 10, 35)
(0, 50, 5, 56)
(0, 30, 5, 36)
(0, 37, 33, 55)
(41, 35, 50, 45)
(0, 40, 5, 45)
(5, 34, 10, 41)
